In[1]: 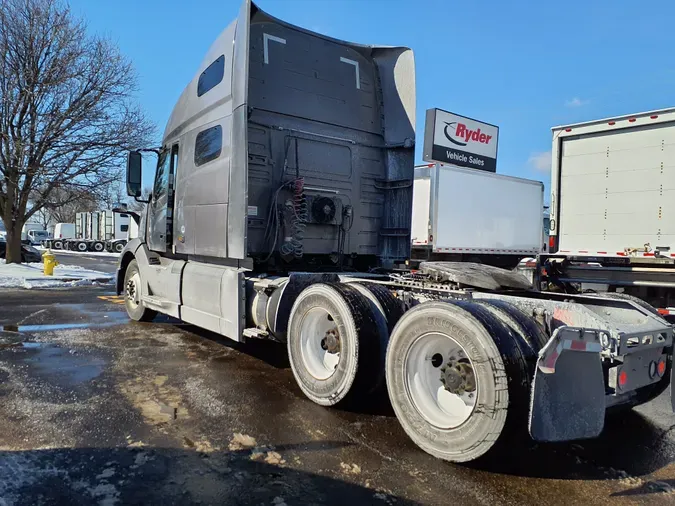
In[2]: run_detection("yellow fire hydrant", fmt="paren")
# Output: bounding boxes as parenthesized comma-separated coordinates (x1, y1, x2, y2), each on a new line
(42, 250, 59, 276)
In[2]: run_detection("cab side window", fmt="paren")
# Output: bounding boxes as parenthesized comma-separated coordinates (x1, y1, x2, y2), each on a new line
(153, 150, 171, 201)
(194, 125, 222, 166)
(198, 55, 225, 97)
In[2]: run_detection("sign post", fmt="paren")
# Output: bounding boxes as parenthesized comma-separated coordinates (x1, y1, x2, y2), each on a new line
(423, 108, 499, 172)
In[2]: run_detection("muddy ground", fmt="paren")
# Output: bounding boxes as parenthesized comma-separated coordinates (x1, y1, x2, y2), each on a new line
(0, 287, 674, 505)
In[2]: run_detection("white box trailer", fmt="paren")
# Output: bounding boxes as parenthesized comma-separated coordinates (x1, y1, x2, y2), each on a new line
(63, 211, 130, 252)
(411, 163, 545, 267)
(543, 107, 675, 312)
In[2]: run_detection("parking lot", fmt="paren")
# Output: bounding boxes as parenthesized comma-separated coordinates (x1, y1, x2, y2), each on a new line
(0, 287, 672, 505)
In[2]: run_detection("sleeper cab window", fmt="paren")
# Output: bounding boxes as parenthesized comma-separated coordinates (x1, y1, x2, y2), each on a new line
(197, 55, 225, 97)
(194, 125, 223, 166)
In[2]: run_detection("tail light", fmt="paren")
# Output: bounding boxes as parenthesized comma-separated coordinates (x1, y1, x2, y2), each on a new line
(657, 358, 666, 377)
(548, 235, 558, 253)
(618, 369, 628, 388)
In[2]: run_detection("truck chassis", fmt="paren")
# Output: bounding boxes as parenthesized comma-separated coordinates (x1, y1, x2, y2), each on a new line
(117, 250, 674, 463)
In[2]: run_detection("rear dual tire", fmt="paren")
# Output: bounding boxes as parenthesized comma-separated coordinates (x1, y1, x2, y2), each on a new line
(386, 300, 532, 463)
(287, 283, 397, 407)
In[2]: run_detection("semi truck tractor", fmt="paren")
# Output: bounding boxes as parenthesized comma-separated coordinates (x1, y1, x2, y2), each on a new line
(117, 0, 674, 463)
(411, 162, 545, 268)
(542, 108, 675, 315)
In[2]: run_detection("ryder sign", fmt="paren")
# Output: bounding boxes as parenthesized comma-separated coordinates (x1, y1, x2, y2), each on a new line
(423, 109, 499, 172)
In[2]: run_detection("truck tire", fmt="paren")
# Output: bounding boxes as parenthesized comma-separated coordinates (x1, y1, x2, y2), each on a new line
(123, 259, 157, 322)
(385, 300, 529, 463)
(349, 282, 404, 394)
(76, 242, 88, 252)
(287, 283, 380, 406)
(114, 242, 125, 253)
(53, 240, 63, 250)
(92, 241, 105, 252)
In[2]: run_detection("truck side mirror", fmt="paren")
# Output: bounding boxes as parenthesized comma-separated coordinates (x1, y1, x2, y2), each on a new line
(126, 151, 142, 198)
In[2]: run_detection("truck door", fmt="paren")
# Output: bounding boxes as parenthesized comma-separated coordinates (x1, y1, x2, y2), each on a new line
(148, 145, 177, 253)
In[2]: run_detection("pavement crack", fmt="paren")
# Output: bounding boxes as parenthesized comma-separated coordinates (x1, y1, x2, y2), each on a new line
(16, 308, 48, 325)
(338, 428, 393, 462)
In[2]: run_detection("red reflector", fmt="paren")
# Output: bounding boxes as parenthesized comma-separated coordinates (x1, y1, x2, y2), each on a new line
(429, 235, 433, 242)
(650, 115, 659, 119)
(658, 308, 670, 315)
(565, 128, 572, 132)
(619, 370, 628, 386)
(608, 121, 616, 125)
(548, 236, 557, 249)
(570, 340, 586, 351)
(525, 260, 537, 268)
(628, 118, 636, 122)
(657, 360, 666, 376)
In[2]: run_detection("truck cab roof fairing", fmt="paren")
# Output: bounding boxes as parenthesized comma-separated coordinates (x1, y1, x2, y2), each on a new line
(162, 0, 414, 146)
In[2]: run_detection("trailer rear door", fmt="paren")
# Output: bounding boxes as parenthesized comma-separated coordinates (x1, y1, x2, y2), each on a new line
(558, 122, 675, 254)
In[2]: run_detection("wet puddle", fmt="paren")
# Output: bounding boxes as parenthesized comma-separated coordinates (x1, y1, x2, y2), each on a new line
(0, 332, 106, 387)
(0, 311, 129, 334)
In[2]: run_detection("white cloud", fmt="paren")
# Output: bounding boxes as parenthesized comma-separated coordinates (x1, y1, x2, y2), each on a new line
(528, 151, 551, 173)
(565, 97, 589, 108)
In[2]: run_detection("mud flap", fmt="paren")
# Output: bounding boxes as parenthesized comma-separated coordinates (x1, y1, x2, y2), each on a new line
(529, 327, 605, 442)
(671, 359, 675, 412)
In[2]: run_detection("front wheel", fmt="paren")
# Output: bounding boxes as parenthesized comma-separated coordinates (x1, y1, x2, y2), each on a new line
(123, 259, 157, 322)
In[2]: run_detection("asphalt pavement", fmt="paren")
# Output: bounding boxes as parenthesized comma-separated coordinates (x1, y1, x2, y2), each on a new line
(0, 287, 674, 505)
(53, 251, 119, 273)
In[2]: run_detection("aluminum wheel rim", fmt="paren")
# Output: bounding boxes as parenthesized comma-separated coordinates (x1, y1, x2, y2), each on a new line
(126, 272, 141, 309)
(299, 307, 340, 380)
(405, 332, 477, 429)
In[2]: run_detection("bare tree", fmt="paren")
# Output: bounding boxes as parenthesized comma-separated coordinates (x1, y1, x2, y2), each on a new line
(41, 187, 98, 224)
(33, 205, 51, 230)
(0, 0, 154, 262)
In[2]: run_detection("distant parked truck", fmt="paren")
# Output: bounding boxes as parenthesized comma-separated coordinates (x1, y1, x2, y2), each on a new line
(21, 223, 48, 245)
(61, 211, 130, 252)
(411, 163, 545, 268)
(42, 223, 75, 250)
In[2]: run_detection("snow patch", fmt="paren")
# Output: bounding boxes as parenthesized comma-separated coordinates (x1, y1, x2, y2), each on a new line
(37, 247, 119, 258)
(0, 261, 112, 289)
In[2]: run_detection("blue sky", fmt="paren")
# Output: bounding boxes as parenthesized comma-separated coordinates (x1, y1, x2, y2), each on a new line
(69, 0, 675, 195)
